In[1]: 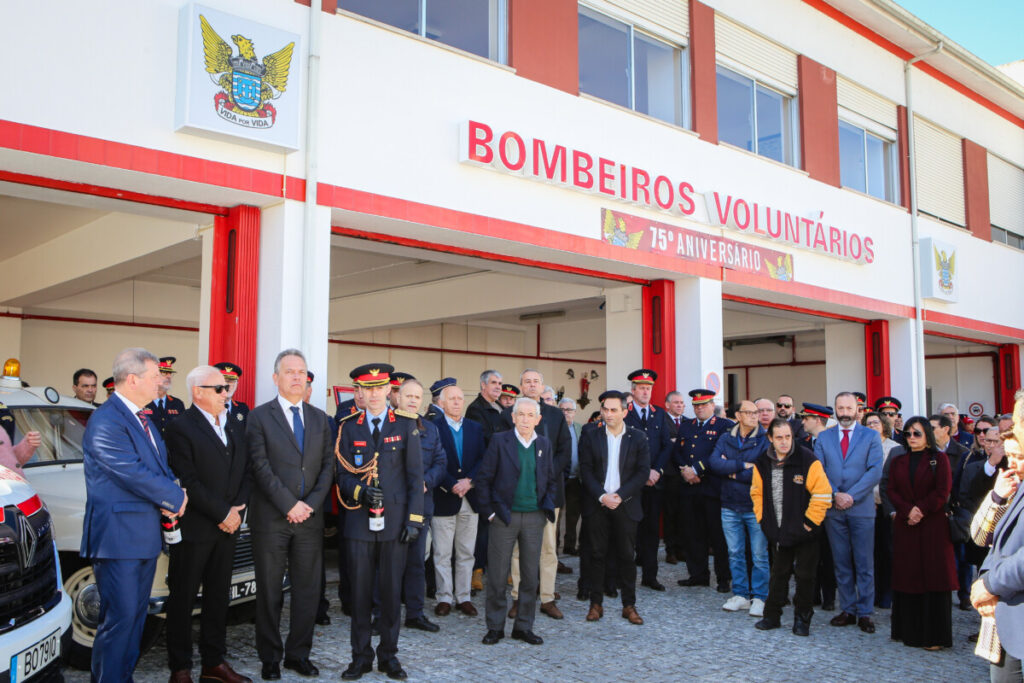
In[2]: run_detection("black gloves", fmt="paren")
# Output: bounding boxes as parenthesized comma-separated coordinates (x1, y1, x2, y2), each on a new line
(360, 486, 383, 508)
(399, 525, 420, 544)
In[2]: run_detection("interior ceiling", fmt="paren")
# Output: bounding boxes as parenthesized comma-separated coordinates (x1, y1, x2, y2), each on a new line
(0, 196, 109, 254)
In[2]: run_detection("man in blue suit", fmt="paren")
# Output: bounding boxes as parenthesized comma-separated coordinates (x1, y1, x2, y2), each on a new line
(81, 348, 188, 683)
(814, 392, 884, 634)
(431, 384, 485, 617)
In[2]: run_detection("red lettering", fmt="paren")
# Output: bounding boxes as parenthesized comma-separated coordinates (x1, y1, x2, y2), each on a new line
(632, 167, 651, 204)
(783, 212, 798, 243)
(766, 207, 781, 239)
(829, 226, 841, 255)
(712, 192, 731, 225)
(573, 151, 594, 189)
(598, 158, 616, 196)
(498, 131, 525, 171)
(466, 120, 493, 164)
(849, 233, 863, 261)
(532, 139, 566, 182)
(620, 164, 627, 199)
(752, 202, 766, 235)
(653, 175, 673, 209)
(812, 224, 828, 251)
(864, 237, 875, 264)
(733, 199, 751, 230)
(677, 182, 696, 215)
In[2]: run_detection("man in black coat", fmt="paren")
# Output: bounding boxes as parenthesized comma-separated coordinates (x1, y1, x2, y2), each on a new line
(247, 350, 336, 680)
(579, 390, 650, 625)
(145, 356, 186, 436)
(499, 369, 572, 619)
(337, 364, 424, 682)
(465, 370, 506, 444)
(165, 365, 252, 683)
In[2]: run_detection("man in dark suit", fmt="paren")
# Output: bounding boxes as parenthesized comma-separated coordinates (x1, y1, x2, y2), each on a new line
(431, 384, 485, 617)
(425, 378, 455, 422)
(247, 350, 335, 680)
(145, 356, 186, 436)
(81, 348, 187, 683)
(476, 397, 557, 646)
(215, 361, 251, 427)
(336, 364, 424, 681)
(466, 370, 506, 444)
(623, 369, 674, 592)
(579, 390, 650, 625)
(165, 366, 252, 683)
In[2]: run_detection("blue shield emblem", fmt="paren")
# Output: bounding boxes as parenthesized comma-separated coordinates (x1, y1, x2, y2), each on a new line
(232, 71, 262, 112)
(355, 453, 363, 467)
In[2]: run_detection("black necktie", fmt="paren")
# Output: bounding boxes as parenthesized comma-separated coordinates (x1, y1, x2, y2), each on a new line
(641, 409, 648, 428)
(372, 417, 381, 447)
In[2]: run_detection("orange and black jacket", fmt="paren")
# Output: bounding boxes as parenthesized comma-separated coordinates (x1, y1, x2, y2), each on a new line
(751, 443, 832, 546)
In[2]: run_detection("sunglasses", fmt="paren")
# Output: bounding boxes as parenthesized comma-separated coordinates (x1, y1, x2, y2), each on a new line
(776, 403, 792, 409)
(199, 384, 230, 394)
(907, 429, 925, 438)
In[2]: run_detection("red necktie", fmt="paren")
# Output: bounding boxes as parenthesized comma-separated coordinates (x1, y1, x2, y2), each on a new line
(136, 410, 154, 441)
(840, 429, 850, 459)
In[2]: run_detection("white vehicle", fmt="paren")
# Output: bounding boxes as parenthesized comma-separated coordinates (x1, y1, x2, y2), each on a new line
(0, 465, 72, 683)
(0, 361, 258, 670)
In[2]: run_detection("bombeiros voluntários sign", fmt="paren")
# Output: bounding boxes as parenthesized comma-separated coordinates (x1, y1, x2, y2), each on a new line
(460, 120, 875, 265)
(176, 4, 301, 151)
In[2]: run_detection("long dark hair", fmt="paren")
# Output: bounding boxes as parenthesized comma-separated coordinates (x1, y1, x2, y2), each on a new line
(902, 416, 937, 451)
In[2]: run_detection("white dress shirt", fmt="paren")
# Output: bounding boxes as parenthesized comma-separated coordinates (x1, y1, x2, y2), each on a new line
(604, 426, 625, 497)
(277, 394, 304, 433)
(196, 404, 228, 446)
(114, 391, 157, 449)
(515, 430, 538, 449)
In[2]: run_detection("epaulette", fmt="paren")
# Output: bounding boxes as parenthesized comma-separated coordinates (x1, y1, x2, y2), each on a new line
(394, 409, 419, 420)
(338, 410, 362, 423)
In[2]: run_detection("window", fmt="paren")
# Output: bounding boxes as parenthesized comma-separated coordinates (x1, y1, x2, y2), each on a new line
(338, 0, 507, 63)
(992, 226, 1024, 251)
(716, 66, 793, 165)
(578, 7, 688, 127)
(838, 120, 897, 202)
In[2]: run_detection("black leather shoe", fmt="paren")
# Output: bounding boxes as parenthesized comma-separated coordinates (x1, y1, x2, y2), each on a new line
(830, 611, 856, 627)
(511, 629, 543, 645)
(341, 661, 372, 681)
(404, 615, 440, 632)
(857, 616, 876, 634)
(793, 617, 811, 637)
(315, 614, 331, 625)
(716, 582, 732, 594)
(755, 617, 781, 631)
(341, 603, 353, 617)
(282, 659, 318, 677)
(378, 659, 408, 680)
(678, 576, 710, 587)
(260, 663, 280, 681)
(482, 629, 504, 645)
(641, 579, 665, 592)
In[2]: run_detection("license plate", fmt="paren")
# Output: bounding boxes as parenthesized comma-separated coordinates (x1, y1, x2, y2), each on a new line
(11, 629, 60, 683)
(229, 578, 257, 601)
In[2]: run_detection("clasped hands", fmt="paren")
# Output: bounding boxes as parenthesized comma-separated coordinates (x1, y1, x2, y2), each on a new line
(219, 504, 246, 533)
(600, 492, 622, 510)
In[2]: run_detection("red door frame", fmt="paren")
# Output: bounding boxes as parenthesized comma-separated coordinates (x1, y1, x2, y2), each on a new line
(641, 280, 676, 407)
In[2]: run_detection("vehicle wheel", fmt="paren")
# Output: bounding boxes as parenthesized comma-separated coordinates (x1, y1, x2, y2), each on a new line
(63, 565, 166, 670)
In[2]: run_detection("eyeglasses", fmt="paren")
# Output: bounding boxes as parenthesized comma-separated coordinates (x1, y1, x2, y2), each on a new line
(199, 385, 230, 394)
(776, 403, 792, 409)
(560, 408, 576, 413)
(880, 411, 897, 417)
(907, 429, 925, 438)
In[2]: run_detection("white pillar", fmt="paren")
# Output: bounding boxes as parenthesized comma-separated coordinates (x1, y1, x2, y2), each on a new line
(824, 322, 866, 404)
(673, 277, 724, 401)
(604, 285, 643, 390)
(256, 201, 331, 409)
(888, 318, 922, 415)
(196, 223, 214, 365)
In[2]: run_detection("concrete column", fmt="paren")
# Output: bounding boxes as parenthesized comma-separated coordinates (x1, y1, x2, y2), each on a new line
(256, 200, 331, 409)
(824, 322, 866, 404)
(604, 285, 643, 389)
(888, 318, 922, 414)
(673, 277, 723, 401)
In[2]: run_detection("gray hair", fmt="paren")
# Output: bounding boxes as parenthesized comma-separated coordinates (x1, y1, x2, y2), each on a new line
(274, 348, 306, 374)
(834, 391, 856, 404)
(520, 368, 543, 382)
(112, 348, 158, 384)
(480, 370, 501, 386)
(512, 396, 540, 416)
(186, 365, 222, 392)
(939, 402, 959, 413)
(400, 378, 423, 392)
(559, 397, 577, 410)
(440, 384, 463, 401)
(543, 385, 556, 397)
(665, 391, 683, 403)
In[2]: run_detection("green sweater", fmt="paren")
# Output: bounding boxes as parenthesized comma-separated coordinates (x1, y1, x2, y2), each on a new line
(512, 440, 539, 512)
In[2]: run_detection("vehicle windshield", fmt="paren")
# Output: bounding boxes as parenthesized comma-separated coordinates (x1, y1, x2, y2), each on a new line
(12, 408, 90, 464)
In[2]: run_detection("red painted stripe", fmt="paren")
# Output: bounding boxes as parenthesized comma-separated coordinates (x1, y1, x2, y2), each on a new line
(328, 338, 607, 365)
(722, 271, 913, 319)
(0, 170, 229, 216)
(0, 311, 199, 333)
(800, 0, 1024, 130)
(722, 294, 869, 323)
(924, 328, 999, 347)
(924, 310, 1024, 341)
(16, 494, 42, 517)
(0, 119, 306, 199)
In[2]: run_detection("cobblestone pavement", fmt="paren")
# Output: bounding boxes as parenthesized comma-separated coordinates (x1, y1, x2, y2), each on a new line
(65, 551, 988, 682)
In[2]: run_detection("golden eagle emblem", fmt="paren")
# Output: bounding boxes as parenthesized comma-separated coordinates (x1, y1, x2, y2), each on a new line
(200, 14, 294, 128)
(933, 246, 955, 295)
(766, 254, 793, 281)
(602, 210, 643, 249)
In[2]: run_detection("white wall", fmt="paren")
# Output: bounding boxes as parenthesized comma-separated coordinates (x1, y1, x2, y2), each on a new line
(724, 330, 826, 406)
(824, 323, 867, 402)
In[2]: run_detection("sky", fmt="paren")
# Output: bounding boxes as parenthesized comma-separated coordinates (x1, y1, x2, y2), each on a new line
(893, 1, 1024, 67)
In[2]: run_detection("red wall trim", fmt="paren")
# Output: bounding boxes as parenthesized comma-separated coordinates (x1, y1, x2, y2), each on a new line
(642, 280, 676, 406)
(864, 319, 891, 405)
(800, 0, 1024, 130)
(329, 338, 606, 365)
(962, 138, 992, 242)
(208, 206, 261, 408)
(0, 310, 199, 333)
(924, 310, 1024, 341)
(998, 344, 1021, 414)
(689, 0, 718, 144)
(896, 105, 912, 211)
(0, 169, 229, 216)
(294, 0, 336, 11)
(722, 294, 869, 323)
(924, 329, 998, 347)
(508, 0, 578, 95)
(797, 55, 840, 186)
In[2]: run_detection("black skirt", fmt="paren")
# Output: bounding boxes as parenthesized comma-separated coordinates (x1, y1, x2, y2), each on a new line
(890, 590, 953, 648)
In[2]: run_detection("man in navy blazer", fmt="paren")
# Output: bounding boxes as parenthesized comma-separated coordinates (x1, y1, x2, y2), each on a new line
(81, 348, 187, 683)
(814, 392, 884, 634)
(431, 384, 485, 616)
(476, 397, 556, 645)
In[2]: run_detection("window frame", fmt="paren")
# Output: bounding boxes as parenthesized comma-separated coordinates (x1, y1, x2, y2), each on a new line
(578, 4, 690, 129)
(991, 225, 1024, 251)
(837, 116, 899, 204)
(715, 63, 798, 166)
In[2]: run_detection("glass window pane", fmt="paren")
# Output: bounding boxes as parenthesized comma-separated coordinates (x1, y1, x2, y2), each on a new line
(717, 67, 754, 152)
(865, 133, 889, 201)
(755, 86, 786, 163)
(425, 0, 494, 59)
(991, 226, 1006, 244)
(839, 121, 866, 193)
(578, 9, 630, 109)
(339, 0, 419, 34)
(634, 33, 680, 125)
